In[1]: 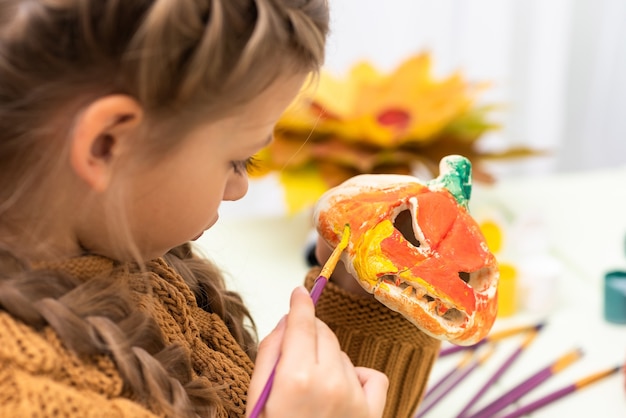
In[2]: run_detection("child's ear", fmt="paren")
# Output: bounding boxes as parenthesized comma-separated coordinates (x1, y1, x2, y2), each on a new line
(69, 95, 143, 192)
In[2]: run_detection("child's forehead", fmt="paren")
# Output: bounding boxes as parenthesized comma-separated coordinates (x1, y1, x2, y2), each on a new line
(224, 73, 308, 124)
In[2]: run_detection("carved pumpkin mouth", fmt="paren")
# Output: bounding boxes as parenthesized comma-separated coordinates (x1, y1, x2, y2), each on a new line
(373, 264, 496, 329)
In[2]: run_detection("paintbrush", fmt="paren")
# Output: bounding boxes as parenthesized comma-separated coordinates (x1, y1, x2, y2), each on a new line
(496, 364, 622, 418)
(309, 225, 351, 304)
(456, 323, 544, 418)
(466, 347, 583, 418)
(439, 321, 546, 357)
(248, 225, 351, 418)
(415, 345, 495, 418)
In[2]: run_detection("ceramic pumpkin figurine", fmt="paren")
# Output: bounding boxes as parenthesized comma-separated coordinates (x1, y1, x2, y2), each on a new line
(314, 155, 499, 345)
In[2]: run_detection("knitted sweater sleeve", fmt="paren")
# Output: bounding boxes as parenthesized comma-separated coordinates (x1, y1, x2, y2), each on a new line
(304, 267, 441, 418)
(0, 365, 158, 418)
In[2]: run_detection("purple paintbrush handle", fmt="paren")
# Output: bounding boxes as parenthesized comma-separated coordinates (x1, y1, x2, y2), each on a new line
(248, 275, 328, 418)
(309, 275, 328, 305)
(496, 385, 575, 418)
(457, 346, 524, 418)
(439, 340, 485, 357)
(467, 366, 553, 418)
(422, 364, 460, 403)
(248, 365, 278, 418)
(415, 361, 480, 418)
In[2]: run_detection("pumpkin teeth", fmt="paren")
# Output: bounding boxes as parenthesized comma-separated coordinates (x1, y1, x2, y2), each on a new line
(376, 275, 468, 325)
(401, 285, 414, 297)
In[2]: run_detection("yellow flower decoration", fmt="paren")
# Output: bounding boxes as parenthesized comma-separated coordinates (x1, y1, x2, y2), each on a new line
(252, 52, 540, 214)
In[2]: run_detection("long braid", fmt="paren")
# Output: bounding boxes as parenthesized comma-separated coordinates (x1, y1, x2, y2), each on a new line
(0, 252, 220, 416)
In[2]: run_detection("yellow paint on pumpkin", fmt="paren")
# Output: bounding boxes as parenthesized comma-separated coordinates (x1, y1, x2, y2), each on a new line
(353, 221, 398, 288)
(352, 220, 446, 301)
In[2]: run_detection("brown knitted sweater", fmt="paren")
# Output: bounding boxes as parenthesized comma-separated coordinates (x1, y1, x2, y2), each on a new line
(0, 256, 439, 418)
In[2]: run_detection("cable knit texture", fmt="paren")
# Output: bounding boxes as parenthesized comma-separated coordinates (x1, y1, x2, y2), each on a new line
(0, 255, 253, 417)
(305, 267, 441, 418)
(0, 257, 438, 417)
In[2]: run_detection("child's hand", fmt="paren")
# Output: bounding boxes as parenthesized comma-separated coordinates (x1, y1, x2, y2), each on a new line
(314, 236, 372, 297)
(247, 286, 388, 418)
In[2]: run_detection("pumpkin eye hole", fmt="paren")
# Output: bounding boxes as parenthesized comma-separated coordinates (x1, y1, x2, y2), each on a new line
(393, 209, 420, 247)
(458, 271, 471, 283)
(457, 267, 495, 292)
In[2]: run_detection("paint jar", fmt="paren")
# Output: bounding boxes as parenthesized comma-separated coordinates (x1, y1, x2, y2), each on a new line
(497, 263, 517, 317)
(604, 270, 626, 324)
(518, 255, 561, 315)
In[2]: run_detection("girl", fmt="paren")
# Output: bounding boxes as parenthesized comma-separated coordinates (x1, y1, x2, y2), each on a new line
(0, 1, 440, 417)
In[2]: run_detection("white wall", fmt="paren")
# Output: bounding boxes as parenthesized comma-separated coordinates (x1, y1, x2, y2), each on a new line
(559, 0, 626, 172)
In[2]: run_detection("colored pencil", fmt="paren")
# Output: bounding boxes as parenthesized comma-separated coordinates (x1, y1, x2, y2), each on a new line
(466, 347, 583, 418)
(456, 325, 543, 418)
(248, 225, 351, 418)
(415, 345, 495, 418)
(497, 364, 622, 418)
(439, 321, 546, 357)
(422, 349, 476, 403)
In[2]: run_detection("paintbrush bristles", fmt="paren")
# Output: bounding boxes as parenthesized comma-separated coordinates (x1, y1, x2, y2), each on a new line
(320, 224, 351, 278)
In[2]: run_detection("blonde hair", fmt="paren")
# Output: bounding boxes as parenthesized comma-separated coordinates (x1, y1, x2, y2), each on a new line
(0, 0, 329, 416)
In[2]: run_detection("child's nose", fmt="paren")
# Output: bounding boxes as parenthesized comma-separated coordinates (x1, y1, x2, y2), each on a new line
(223, 173, 249, 201)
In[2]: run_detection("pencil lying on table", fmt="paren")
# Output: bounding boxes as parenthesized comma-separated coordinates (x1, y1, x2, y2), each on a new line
(457, 324, 543, 418)
(496, 364, 622, 418)
(466, 347, 583, 418)
(415, 345, 495, 418)
(439, 321, 546, 357)
(248, 225, 351, 418)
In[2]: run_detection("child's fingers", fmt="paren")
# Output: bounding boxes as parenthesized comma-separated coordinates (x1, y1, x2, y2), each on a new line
(251, 286, 388, 418)
(279, 286, 344, 373)
(279, 286, 319, 366)
(354, 366, 389, 417)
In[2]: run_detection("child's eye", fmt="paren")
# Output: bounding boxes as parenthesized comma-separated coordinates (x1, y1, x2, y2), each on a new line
(232, 156, 260, 175)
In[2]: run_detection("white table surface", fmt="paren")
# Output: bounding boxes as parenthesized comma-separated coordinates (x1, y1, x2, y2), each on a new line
(195, 165, 626, 418)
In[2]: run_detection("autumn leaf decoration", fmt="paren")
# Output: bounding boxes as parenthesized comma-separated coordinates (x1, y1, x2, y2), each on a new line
(251, 53, 539, 213)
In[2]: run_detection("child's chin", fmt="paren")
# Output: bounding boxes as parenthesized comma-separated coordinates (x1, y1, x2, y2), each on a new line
(190, 216, 219, 241)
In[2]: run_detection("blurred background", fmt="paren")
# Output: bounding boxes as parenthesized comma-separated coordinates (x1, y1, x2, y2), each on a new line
(222, 0, 626, 217)
(324, 0, 626, 175)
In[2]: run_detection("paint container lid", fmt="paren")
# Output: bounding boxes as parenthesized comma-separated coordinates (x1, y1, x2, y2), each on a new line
(604, 270, 626, 324)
